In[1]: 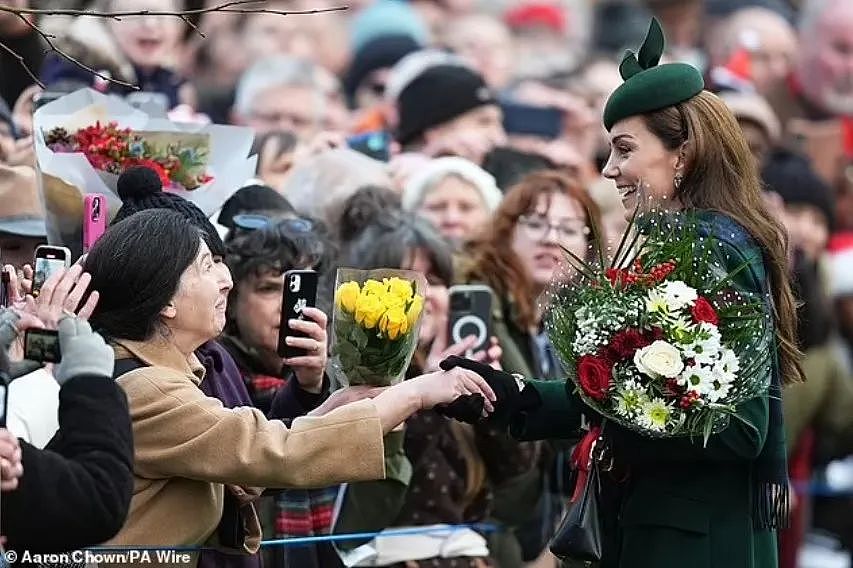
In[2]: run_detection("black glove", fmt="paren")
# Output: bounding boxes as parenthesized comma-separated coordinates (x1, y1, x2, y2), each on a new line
(436, 356, 541, 425)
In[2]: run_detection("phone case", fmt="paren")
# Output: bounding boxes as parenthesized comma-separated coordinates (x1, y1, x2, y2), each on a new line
(31, 246, 71, 297)
(278, 270, 319, 359)
(83, 194, 108, 252)
(448, 285, 493, 355)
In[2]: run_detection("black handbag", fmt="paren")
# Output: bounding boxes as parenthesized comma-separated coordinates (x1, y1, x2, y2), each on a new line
(549, 423, 608, 562)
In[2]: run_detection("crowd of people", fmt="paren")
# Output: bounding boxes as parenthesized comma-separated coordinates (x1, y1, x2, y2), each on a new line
(0, 0, 851, 567)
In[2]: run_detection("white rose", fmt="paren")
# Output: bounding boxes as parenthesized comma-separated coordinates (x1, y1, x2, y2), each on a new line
(634, 340, 685, 378)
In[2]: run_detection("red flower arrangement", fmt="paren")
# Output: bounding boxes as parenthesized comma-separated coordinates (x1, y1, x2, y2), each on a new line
(44, 121, 212, 191)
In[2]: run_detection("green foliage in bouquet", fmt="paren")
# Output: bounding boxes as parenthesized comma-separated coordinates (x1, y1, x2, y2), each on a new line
(547, 208, 774, 442)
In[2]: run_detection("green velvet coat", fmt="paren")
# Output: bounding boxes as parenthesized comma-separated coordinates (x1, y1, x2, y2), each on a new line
(507, 212, 784, 568)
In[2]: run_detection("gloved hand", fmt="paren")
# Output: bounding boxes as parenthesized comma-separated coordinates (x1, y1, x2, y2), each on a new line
(0, 308, 43, 379)
(0, 308, 21, 351)
(437, 356, 541, 425)
(54, 317, 115, 386)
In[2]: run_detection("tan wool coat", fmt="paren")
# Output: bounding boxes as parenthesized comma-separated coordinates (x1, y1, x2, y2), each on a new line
(106, 337, 386, 550)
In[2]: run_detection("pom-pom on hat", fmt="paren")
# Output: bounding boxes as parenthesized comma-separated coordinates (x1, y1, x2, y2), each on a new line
(602, 18, 705, 131)
(113, 166, 226, 257)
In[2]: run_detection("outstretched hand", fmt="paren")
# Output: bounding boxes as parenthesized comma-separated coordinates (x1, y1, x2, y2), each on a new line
(436, 356, 541, 425)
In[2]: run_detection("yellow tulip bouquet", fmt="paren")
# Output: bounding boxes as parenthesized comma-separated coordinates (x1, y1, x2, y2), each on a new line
(331, 269, 428, 387)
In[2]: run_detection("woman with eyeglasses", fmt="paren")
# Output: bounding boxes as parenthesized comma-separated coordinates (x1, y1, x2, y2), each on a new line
(459, 169, 602, 567)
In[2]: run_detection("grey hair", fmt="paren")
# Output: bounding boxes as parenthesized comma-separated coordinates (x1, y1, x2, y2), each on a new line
(234, 55, 328, 119)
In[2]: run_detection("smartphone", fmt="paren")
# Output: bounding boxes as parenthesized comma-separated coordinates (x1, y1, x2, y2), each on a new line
(24, 328, 61, 363)
(347, 131, 391, 162)
(277, 269, 319, 359)
(501, 101, 563, 140)
(31, 245, 71, 298)
(83, 194, 108, 253)
(448, 285, 494, 356)
(0, 270, 9, 309)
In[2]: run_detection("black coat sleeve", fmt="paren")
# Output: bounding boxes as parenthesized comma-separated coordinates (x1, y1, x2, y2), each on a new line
(2, 374, 134, 553)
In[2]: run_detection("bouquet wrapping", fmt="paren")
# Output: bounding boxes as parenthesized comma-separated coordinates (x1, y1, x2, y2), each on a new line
(331, 269, 427, 387)
(33, 88, 257, 257)
(547, 211, 774, 442)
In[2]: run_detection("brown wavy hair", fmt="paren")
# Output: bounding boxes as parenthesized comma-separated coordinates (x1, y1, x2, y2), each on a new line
(465, 170, 602, 330)
(642, 90, 804, 385)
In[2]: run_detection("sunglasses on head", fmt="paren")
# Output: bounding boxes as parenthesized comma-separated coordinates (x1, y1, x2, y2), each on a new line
(231, 214, 314, 233)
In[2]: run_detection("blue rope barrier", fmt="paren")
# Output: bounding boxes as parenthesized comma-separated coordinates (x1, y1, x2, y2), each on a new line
(259, 523, 499, 548)
(83, 523, 500, 552)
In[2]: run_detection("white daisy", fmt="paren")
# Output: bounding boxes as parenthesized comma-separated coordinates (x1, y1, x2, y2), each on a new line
(615, 380, 647, 418)
(639, 398, 672, 432)
(659, 281, 698, 311)
(713, 349, 740, 383)
(678, 364, 716, 395)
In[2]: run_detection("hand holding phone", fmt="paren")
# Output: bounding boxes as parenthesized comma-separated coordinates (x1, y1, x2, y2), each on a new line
(277, 270, 319, 359)
(31, 246, 71, 298)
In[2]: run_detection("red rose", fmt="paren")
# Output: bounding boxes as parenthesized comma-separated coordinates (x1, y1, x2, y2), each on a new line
(691, 297, 719, 326)
(577, 355, 612, 401)
(607, 329, 651, 360)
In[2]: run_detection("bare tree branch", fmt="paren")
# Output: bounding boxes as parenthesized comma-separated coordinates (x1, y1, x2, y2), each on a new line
(0, 1, 348, 90)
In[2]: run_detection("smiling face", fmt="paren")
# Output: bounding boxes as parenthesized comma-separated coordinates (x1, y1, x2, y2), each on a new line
(510, 192, 589, 292)
(602, 116, 684, 218)
(109, 0, 183, 70)
(165, 240, 234, 346)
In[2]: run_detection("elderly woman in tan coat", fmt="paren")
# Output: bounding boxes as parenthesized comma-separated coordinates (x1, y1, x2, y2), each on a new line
(82, 209, 494, 553)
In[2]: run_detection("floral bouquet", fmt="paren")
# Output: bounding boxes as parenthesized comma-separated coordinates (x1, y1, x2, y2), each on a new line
(33, 88, 256, 258)
(44, 121, 212, 191)
(547, 211, 773, 442)
(331, 269, 428, 387)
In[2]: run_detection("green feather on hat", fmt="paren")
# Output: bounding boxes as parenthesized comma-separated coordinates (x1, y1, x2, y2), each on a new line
(602, 18, 705, 131)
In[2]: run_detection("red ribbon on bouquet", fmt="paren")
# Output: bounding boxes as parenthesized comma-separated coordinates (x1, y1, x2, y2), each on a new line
(569, 425, 601, 503)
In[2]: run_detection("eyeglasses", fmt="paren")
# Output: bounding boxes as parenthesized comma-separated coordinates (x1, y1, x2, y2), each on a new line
(517, 215, 590, 242)
(232, 214, 314, 233)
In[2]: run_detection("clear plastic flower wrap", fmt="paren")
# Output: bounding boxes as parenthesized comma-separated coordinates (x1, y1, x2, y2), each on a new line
(545, 209, 774, 442)
(331, 268, 428, 387)
(33, 88, 257, 258)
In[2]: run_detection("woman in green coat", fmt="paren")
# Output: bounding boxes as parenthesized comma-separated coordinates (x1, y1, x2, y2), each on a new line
(441, 19, 804, 568)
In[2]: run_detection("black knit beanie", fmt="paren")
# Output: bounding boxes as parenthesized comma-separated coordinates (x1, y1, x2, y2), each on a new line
(762, 149, 836, 231)
(344, 34, 421, 105)
(112, 166, 227, 257)
(395, 64, 496, 146)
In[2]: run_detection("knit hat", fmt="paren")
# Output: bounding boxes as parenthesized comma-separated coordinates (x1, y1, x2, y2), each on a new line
(403, 156, 503, 212)
(828, 233, 853, 298)
(351, 0, 429, 52)
(602, 18, 705, 131)
(344, 34, 422, 103)
(112, 166, 226, 256)
(761, 149, 835, 231)
(395, 64, 496, 145)
(504, 2, 567, 34)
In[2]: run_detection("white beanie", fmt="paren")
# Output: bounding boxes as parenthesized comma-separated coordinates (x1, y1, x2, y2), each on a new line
(402, 157, 503, 213)
(828, 233, 853, 298)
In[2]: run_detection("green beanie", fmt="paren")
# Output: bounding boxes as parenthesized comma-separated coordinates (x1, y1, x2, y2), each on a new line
(602, 18, 705, 131)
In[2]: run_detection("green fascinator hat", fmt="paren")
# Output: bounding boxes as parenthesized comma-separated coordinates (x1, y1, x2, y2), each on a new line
(602, 18, 705, 131)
